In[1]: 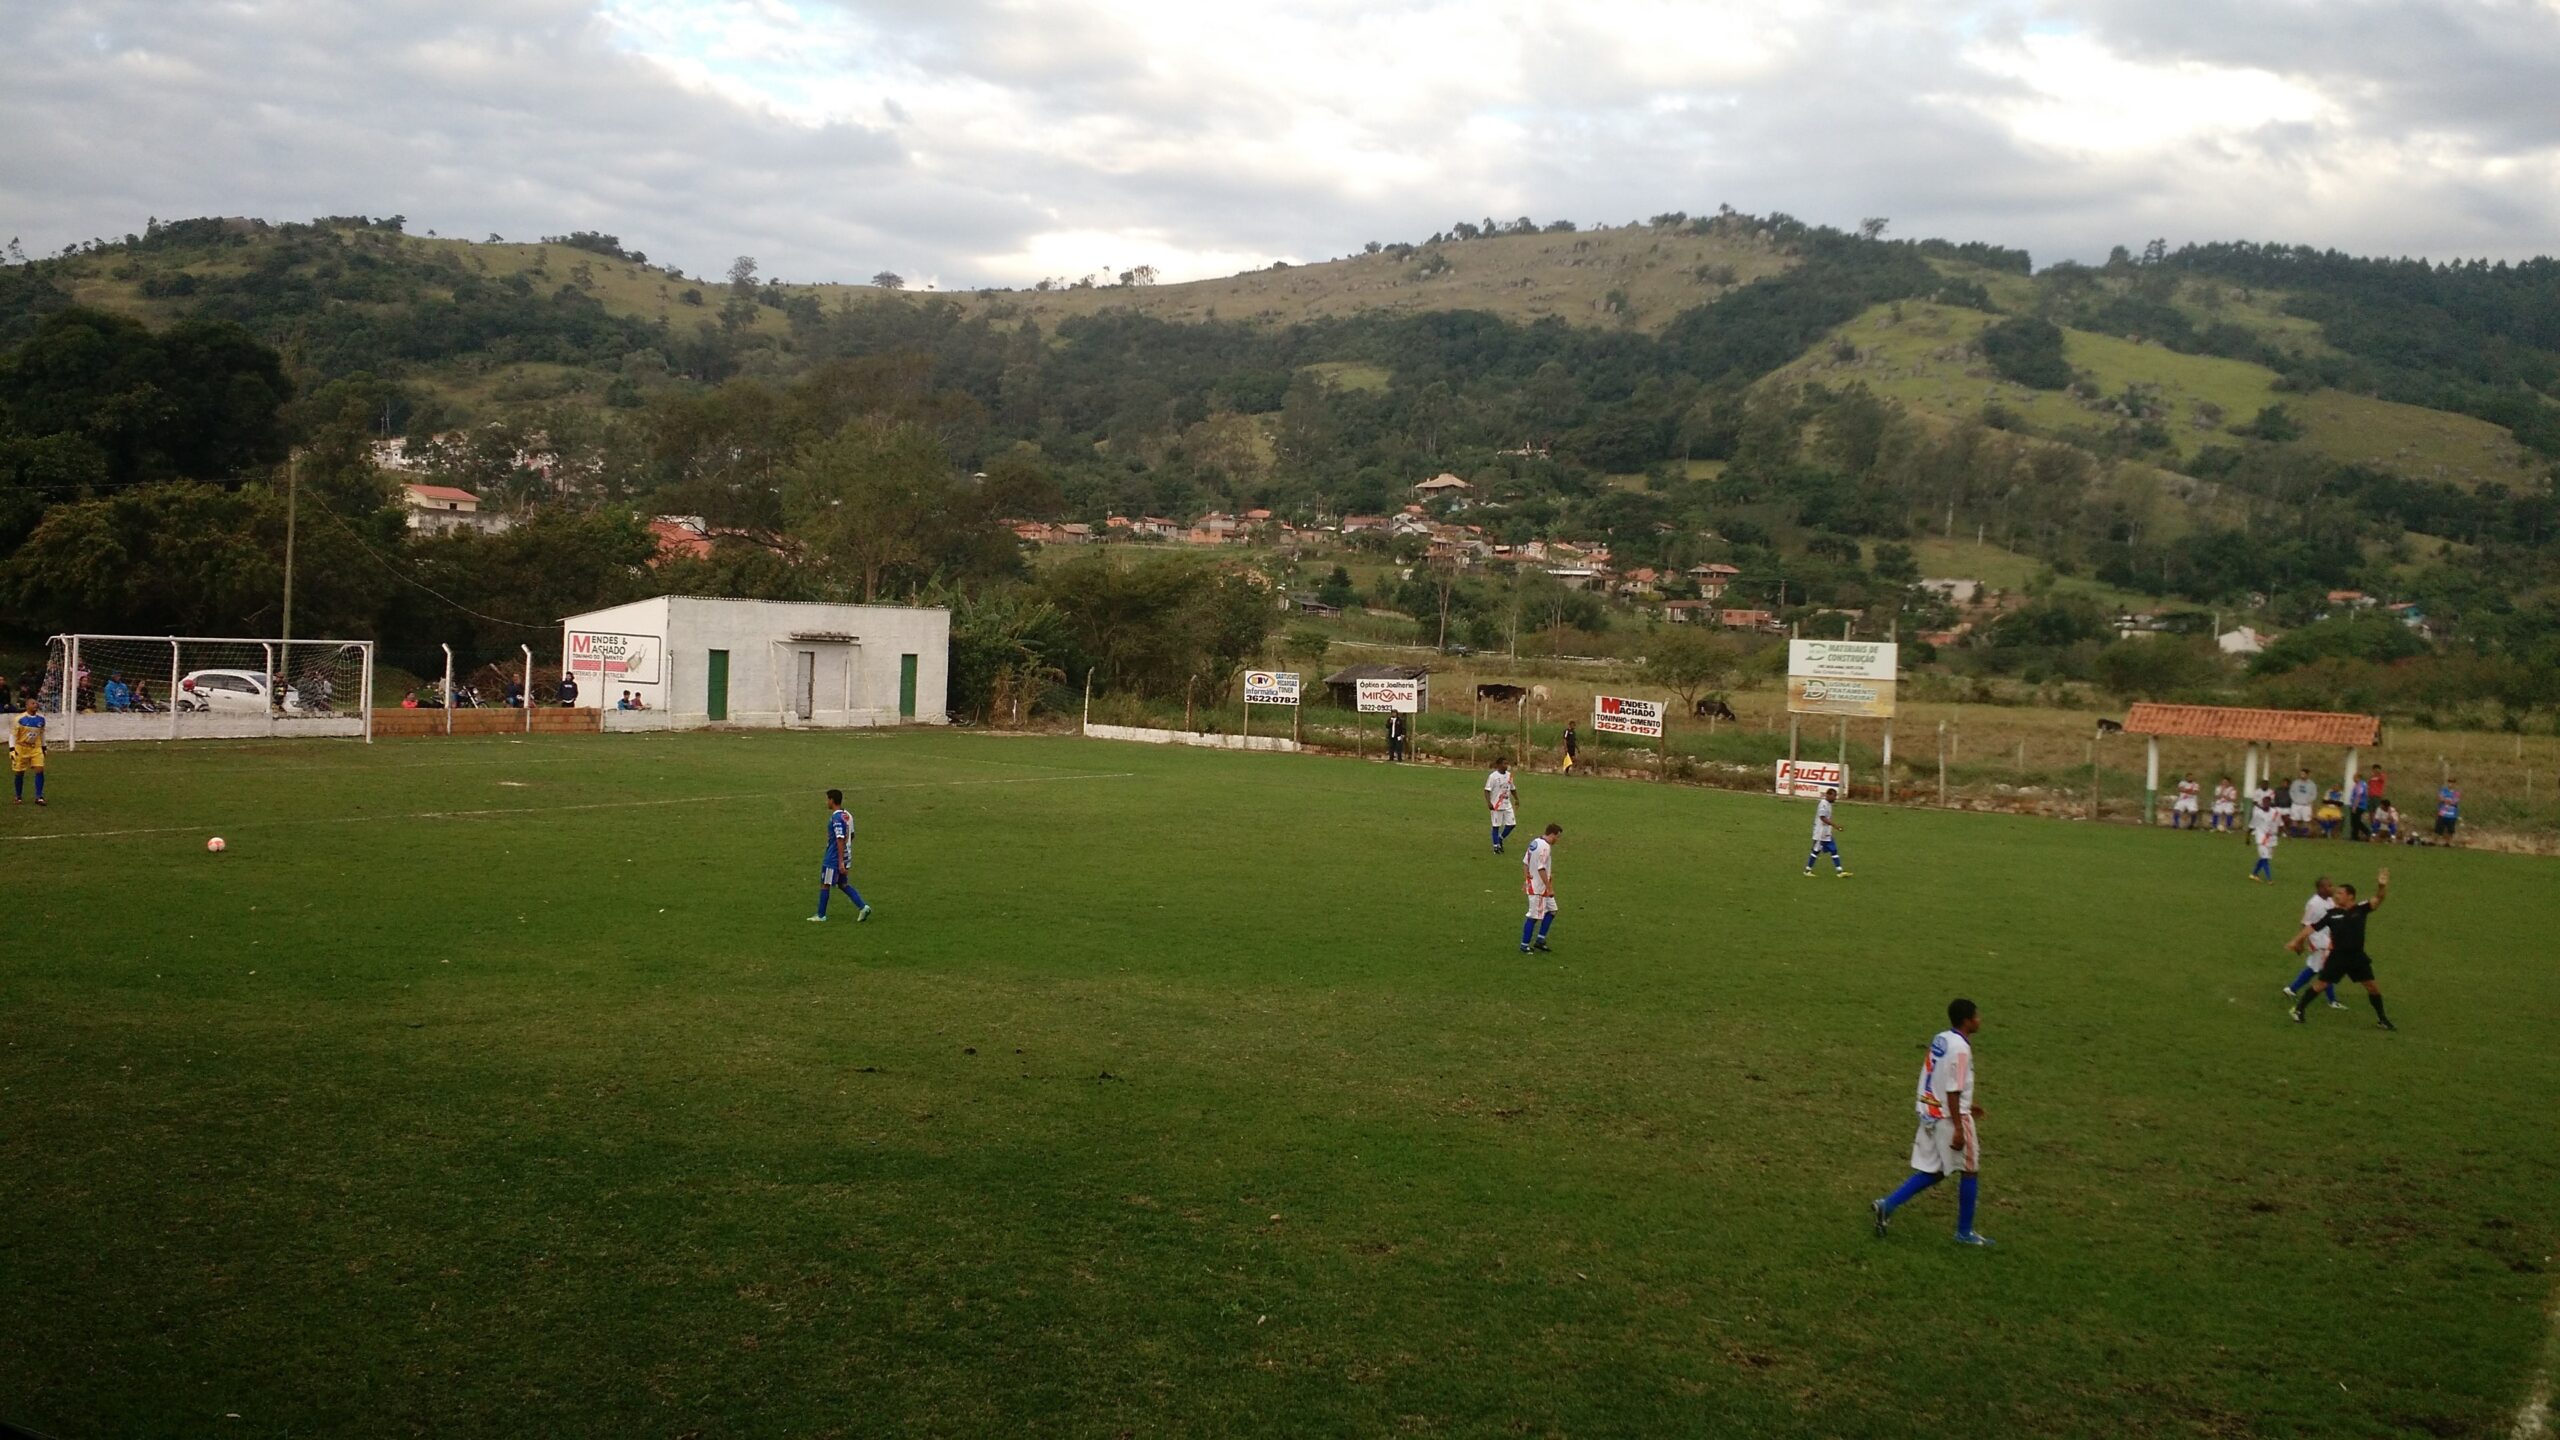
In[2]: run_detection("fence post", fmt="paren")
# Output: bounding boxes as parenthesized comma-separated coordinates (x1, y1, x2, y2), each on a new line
(441, 644, 455, 735)
(521, 645, 533, 733)
(360, 642, 375, 742)
(1881, 719, 1895, 804)
(168, 639, 181, 741)
(262, 641, 276, 738)
(2089, 736, 2100, 820)
(1937, 720, 1948, 808)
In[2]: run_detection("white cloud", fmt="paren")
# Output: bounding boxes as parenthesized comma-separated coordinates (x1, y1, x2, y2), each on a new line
(2, 0, 2556, 285)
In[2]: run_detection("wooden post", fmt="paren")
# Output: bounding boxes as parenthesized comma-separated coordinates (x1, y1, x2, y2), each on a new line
(2088, 736, 2100, 820)
(1882, 718, 1894, 804)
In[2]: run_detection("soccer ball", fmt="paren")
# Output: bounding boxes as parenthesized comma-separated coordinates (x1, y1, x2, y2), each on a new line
(206, 837, 227, 853)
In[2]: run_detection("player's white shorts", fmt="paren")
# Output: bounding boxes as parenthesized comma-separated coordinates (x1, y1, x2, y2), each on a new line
(1492, 805, 1516, 827)
(2212, 802, 2235, 817)
(1525, 894, 1558, 921)
(1910, 1116, 1978, 1176)
(2173, 798, 2198, 814)
(2256, 841, 2277, 860)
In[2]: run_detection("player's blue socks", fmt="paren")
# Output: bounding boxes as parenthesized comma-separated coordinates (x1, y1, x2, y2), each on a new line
(2287, 964, 2318, 994)
(1957, 1174, 1980, 1234)
(1492, 824, 1504, 852)
(816, 882, 863, 918)
(2252, 857, 2272, 880)
(1536, 913, 1554, 941)
(1519, 916, 1537, 950)
(1880, 1171, 1940, 1214)
(841, 883, 865, 911)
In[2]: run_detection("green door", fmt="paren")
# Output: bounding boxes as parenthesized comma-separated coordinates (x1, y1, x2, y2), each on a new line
(898, 654, 918, 720)
(706, 649, 730, 721)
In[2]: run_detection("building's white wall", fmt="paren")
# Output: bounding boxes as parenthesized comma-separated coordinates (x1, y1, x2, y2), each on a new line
(560, 596, 949, 729)
(558, 596, 673, 710)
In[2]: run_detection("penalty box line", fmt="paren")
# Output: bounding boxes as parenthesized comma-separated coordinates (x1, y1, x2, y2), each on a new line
(0, 770, 1141, 844)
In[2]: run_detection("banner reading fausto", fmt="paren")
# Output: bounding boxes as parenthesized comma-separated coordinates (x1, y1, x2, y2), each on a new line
(1786, 639, 1898, 718)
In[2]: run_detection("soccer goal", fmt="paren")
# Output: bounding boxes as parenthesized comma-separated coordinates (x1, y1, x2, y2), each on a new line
(40, 634, 375, 747)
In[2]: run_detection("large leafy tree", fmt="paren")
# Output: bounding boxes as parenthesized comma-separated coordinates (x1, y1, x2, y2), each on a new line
(783, 420, 1012, 601)
(0, 307, 291, 490)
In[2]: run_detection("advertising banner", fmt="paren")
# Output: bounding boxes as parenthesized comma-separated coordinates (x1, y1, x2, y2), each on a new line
(1355, 677, 1422, 714)
(1787, 639, 1898, 717)
(1592, 694, 1665, 738)
(1785, 675, 1899, 718)
(1775, 760, 1848, 798)
(565, 631, 661, 684)
(1787, 639, 1898, 680)
(1243, 670, 1301, 706)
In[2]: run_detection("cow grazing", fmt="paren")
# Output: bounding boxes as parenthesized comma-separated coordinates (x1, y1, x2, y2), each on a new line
(1477, 683, 1529, 705)
(1694, 697, 1738, 721)
(1530, 685, 1551, 703)
(2095, 718, 2125, 734)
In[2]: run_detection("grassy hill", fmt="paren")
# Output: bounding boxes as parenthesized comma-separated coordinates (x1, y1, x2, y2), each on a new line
(1770, 301, 2543, 491)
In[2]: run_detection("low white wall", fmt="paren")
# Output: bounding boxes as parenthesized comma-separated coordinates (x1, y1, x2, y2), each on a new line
(599, 708, 919, 733)
(1083, 722, 1302, 753)
(58, 713, 368, 744)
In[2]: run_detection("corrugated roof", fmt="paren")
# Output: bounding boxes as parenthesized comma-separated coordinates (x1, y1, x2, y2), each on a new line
(2121, 703, 2379, 746)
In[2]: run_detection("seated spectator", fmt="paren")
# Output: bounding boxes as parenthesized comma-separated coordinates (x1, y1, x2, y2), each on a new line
(130, 680, 158, 713)
(2371, 802, 2401, 843)
(2316, 790, 2344, 838)
(614, 691, 632, 711)
(504, 681, 525, 708)
(103, 674, 133, 711)
(632, 693, 647, 711)
(401, 690, 420, 709)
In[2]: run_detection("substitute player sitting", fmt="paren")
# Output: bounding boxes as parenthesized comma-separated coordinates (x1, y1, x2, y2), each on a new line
(1519, 823, 1561, 953)
(2171, 773, 2201, 829)
(10, 697, 46, 806)
(1485, 757, 1519, 855)
(1872, 998, 1992, 1246)
(2210, 776, 2238, 833)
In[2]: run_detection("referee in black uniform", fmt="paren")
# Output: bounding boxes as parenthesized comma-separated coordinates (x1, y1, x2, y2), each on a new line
(2291, 869, 2396, 1031)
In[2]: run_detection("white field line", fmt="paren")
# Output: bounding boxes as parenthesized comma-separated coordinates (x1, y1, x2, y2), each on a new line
(0, 771, 1138, 843)
(2517, 1280, 2560, 1440)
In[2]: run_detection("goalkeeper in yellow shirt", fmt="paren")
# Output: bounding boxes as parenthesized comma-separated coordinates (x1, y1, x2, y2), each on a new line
(11, 696, 47, 806)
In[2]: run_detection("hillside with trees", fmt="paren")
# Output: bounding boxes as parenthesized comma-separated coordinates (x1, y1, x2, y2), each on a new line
(1, 209, 2556, 734)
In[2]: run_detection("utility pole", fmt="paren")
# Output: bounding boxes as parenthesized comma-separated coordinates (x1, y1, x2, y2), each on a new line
(280, 453, 298, 696)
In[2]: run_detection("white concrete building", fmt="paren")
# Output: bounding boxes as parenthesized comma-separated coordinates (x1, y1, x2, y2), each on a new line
(559, 596, 950, 730)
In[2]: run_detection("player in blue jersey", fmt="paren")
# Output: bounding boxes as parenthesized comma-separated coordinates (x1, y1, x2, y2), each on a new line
(809, 788, 870, 922)
(1802, 788, 1848, 876)
(10, 697, 46, 805)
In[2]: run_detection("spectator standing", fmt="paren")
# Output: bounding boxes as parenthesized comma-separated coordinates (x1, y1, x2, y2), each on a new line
(1386, 711, 1407, 762)
(2348, 772, 2370, 841)
(1561, 720, 1580, 774)
(2434, 780, 2460, 845)
(558, 672, 580, 707)
(2287, 769, 2316, 836)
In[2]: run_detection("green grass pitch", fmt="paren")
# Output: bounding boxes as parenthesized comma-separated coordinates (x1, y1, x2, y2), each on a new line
(4, 732, 2555, 1437)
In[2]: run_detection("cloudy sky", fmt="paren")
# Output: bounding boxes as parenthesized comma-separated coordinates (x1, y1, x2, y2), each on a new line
(5, 1, 2557, 287)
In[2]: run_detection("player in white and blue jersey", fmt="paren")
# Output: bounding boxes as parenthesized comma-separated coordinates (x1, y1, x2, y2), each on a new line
(1485, 758, 1519, 854)
(1519, 824, 1560, 953)
(1802, 788, 1848, 876)
(1872, 997, 1992, 1246)
(809, 788, 871, 922)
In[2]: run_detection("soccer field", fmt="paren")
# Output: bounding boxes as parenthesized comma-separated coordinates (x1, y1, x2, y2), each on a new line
(5, 731, 2556, 1438)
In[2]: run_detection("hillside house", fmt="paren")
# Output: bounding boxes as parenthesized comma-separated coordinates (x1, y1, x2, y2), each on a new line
(1718, 608, 1776, 630)
(650, 515, 716, 560)
(1545, 566, 1601, 591)
(1131, 516, 1180, 540)
(1341, 515, 1388, 536)
(1659, 599, 1716, 624)
(1918, 577, 1981, 605)
(1412, 473, 1472, 507)
(400, 483, 511, 535)
(1616, 567, 1663, 598)
(1687, 562, 1742, 600)
(2218, 626, 2272, 656)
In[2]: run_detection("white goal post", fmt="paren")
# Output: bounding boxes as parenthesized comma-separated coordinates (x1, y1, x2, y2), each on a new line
(40, 634, 375, 747)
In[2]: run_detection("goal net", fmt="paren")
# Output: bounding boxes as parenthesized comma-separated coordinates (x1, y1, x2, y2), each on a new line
(41, 634, 375, 746)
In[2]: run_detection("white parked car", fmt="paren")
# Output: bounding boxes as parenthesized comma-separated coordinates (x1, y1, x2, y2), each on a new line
(177, 669, 303, 715)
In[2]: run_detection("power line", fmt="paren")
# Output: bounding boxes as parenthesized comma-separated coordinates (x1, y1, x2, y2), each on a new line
(310, 504, 553, 631)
